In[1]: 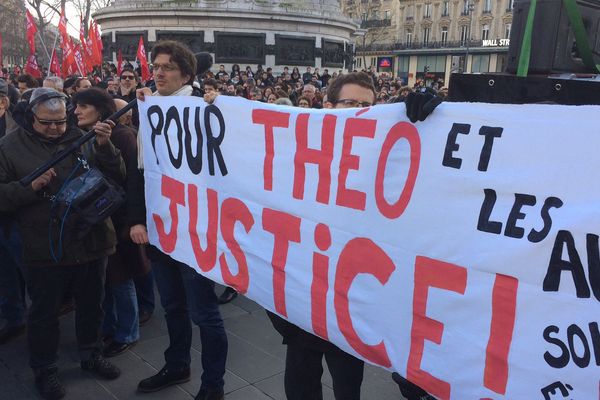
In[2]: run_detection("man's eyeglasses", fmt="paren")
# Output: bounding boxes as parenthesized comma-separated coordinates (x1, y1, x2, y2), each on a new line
(121, 75, 136, 80)
(151, 63, 179, 72)
(34, 114, 67, 126)
(334, 99, 373, 108)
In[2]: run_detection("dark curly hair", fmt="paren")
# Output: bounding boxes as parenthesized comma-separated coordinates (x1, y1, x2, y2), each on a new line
(71, 87, 116, 120)
(151, 40, 197, 85)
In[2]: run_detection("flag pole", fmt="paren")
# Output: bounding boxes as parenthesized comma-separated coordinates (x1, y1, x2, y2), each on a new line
(46, 31, 59, 76)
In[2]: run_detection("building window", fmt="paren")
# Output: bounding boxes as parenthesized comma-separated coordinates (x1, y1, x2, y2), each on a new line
(463, 0, 469, 15)
(460, 25, 469, 45)
(442, 0, 450, 16)
(406, 5, 414, 20)
(507, 0, 514, 11)
(372, 10, 379, 19)
(471, 54, 490, 72)
(371, 58, 377, 67)
(424, 3, 432, 18)
(423, 27, 430, 45)
(384, 10, 391, 20)
(482, 24, 490, 40)
(441, 27, 448, 45)
(406, 30, 413, 45)
(505, 23, 512, 38)
(483, 0, 492, 13)
(361, 12, 367, 21)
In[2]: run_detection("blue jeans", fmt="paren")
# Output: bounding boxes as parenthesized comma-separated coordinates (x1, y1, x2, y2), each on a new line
(134, 269, 155, 315)
(102, 279, 140, 343)
(152, 254, 227, 391)
(0, 222, 26, 328)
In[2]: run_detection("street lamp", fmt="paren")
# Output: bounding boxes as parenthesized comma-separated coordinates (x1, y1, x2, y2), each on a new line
(464, 0, 475, 73)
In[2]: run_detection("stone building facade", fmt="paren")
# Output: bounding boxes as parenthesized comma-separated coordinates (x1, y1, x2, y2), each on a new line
(342, 0, 514, 86)
(94, 0, 359, 74)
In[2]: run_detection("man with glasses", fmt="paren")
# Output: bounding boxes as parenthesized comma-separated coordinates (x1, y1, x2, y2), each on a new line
(117, 69, 141, 127)
(132, 40, 227, 400)
(266, 72, 376, 400)
(0, 87, 125, 399)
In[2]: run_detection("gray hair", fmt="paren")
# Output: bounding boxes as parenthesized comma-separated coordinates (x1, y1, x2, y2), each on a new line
(274, 98, 293, 106)
(43, 76, 64, 91)
(30, 88, 67, 114)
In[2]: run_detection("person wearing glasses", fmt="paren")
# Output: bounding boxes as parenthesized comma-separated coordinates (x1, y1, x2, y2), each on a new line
(132, 40, 228, 400)
(0, 87, 125, 400)
(116, 69, 141, 127)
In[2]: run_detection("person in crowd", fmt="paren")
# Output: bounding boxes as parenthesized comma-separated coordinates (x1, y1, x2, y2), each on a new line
(215, 64, 227, 79)
(297, 96, 311, 108)
(74, 77, 92, 93)
(0, 80, 17, 137)
(116, 69, 141, 128)
(265, 72, 376, 400)
(230, 64, 240, 77)
(43, 77, 64, 93)
(116, 69, 139, 103)
(245, 65, 254, 78)
(320, 68, 331, 87)
(0, 78, 26, 346)
(204, 78, 219, 95)
(291, 67, 301, 83)
(132, 40, 228, 400)
(302, 66, 313, 84)
(266, 92, 279, 103)
(0, 87, 124, 399)
(72, 87, 148, 358)
(16, 74, 39, 94)
(106, 77, 120, 95)
(62, 77, 78, 97)
(302, 84, 321, 108)
(274, 97, 293, 106)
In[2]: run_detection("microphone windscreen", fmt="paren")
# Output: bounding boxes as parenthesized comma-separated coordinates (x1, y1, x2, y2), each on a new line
(195, 52, 213, 76)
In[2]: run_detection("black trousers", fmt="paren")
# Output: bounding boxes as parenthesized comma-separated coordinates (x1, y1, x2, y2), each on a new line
(26, 258, 107, 370)
(284, 341, 364, 400)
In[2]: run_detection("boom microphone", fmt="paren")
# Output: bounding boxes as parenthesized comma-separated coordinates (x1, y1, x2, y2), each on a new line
(195, 52, 213, 76)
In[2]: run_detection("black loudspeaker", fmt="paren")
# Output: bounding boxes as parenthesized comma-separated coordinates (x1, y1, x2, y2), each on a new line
(448, 73, 600, 105)
(506, 0, 600, 74)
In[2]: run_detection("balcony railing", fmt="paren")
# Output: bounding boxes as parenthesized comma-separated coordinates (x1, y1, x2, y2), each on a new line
(405, 16, 414, 21)
(355, 39, 485, 52)
(361, 18, 392, 28)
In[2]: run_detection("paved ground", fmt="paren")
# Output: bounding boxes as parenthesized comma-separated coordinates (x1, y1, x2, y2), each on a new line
(0, 285, 402, 400)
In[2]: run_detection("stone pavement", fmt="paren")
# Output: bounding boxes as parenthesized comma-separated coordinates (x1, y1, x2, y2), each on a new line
(0, 285, 402, 400)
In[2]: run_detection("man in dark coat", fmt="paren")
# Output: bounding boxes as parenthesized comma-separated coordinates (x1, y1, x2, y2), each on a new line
(0, 87, 125, 400)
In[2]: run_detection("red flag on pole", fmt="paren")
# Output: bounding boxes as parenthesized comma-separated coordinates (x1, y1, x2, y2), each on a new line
(58, 8, 75, 67)
(117, 49, 123, 75)
(49, 49, 60, 76)
(25, 54, 42, 78)
(73, 45, 86, 76)
(26, 10, 38, 55)
(136, 36, 150, 81)
(89, 21, 103, 66)
(79, 17, 93, 73)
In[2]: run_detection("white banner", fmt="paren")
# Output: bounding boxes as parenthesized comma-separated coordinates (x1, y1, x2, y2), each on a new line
(139, 95, 600, 399)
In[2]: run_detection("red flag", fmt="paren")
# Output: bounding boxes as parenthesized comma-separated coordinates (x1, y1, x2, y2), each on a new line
(49, 49, 60, 76)
(89, 21, 103, 65)
(136, 36, 150, 81)
(117, 49, 123, 75)
(58, 8, 75, 66)
(26, 10, 38, 55)
(79, 18, 93, 73)
(73, 45, 86, 76)
(25, 54, 42, 78)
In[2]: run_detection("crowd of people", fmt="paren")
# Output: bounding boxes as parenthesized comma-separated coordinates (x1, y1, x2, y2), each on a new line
(0, 40, 439, 400)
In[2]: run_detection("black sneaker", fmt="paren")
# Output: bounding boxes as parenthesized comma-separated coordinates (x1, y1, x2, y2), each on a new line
(137, 365, 191, 393)
(35, 367, 66, 400)
(195, 388, 225, 400)
(81, 351, 121, 379)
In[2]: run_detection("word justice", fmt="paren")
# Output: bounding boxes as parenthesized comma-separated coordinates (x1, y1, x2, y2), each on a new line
(152, 174, 519, 400)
